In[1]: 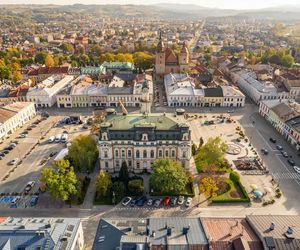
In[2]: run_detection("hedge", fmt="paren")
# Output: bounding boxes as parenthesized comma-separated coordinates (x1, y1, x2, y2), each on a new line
(150, 182, 195, 197)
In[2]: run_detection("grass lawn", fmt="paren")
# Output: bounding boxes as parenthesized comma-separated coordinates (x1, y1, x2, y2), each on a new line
(211, 178, 250, 203)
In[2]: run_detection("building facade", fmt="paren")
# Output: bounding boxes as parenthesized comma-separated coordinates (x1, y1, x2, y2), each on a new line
(98, 113, 191, 173)
(0, 102, 36, 141)
(164, 73, 245, 108)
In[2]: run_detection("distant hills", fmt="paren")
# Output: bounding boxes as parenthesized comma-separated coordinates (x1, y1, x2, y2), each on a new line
(0, 3, 300, 20)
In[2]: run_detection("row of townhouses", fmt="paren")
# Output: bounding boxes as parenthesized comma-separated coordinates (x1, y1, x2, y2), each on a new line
(164, 73, 245, 108)
(259, 99, 300, 152)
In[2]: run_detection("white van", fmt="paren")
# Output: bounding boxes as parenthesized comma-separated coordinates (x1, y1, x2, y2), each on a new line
(61, 133, 68, 143)
(55, 134, 62, 143)
(48, 136, 55, 143)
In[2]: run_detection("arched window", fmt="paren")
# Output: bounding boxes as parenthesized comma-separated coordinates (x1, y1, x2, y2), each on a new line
(143, 150, 147, 158)
(136, 150, 140, 158)
(150, 150, 154, 158)
(115, 149, 119, 157)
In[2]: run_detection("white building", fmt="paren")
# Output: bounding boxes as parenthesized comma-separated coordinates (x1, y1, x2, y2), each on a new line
(164, 73, 245, 107)
(0, 102, 36, 141)
(98, 113, 191, 173)
(233, 71, 291, 104)
(26, 75, 75, 107)
(0, 217, 84, 250)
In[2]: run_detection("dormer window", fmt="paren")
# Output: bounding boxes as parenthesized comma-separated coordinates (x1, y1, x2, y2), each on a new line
(102, 132, 108, 141)
(142, 133, 148, 141)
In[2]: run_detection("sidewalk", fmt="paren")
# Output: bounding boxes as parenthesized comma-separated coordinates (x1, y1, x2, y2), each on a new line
(81, 167, 99, 209)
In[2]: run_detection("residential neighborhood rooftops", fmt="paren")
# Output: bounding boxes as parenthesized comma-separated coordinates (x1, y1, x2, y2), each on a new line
(201, 217, 263, 250)
(247, 215, 300, 250)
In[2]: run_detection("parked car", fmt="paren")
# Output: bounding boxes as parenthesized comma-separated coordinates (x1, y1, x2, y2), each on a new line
(163, 196, 170, 206)
(2, 150, 9, 155)
(261, 149, 269, 155)
(55, 134, 62, 143)
(49, 151, 57, 157)
(185, 197, 192, 207)
(170, 197, 178, 206)
(287, 159, 295, 166)
(9, 143, 17, 148)
(177, 196, 185, 205)
(147, 198, 154, 206)
(294, 166, 300, 174)
(154, 199, 162, 208)
(269, 138, 277, 143)
(130, 198, 137, 207)
(24, 181, 35, 194)
(136, 196, 147, 207)
(11, 196, 21, 204)
(276, 145, 283, 150)
(8, 158, 19, 165)
(122, 197, 132, 206)
(30, 196, 39, 206)
(281, 151, 288, 158)
(48, 136, 55, 143)
(18, 134, 27, 138)
(0, 152, 5, 157)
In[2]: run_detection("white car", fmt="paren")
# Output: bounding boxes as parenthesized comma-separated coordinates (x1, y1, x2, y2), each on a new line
(177, 196, 185, 205)
(122, 197, 132, 206)
(24, 181, 35, 194)
(185, 197, 192, 207)
(55, 134, 62, 143)
(48, 136, 55, 143)
(294, 166, 300, 174)
(19, 134, 27, 138)
(8, 158, 19, 165)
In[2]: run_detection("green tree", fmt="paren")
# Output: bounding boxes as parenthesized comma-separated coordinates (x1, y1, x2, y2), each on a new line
(198, 137, 204, 149)
(119, 161, 129, 187)
(282, 54, 294, 67)
(111, 181, 126, 200)
(40, 159, 79, 201)
(0, 59, 11, 81)
(61, 43, 74, 53)
(194, 137, 228, 172)
(35, 52, 48, 64)
(199, 177, 219, 198)
(150, 159, 189, 194)
(133, 52, 153, 71)
(96, 170, 112, 198)
(128, 179, 144, 196)
(229, 171, 240, 183)
(91, 44, 103, 56)
(68, 135, 99, 172)
(192, 143, 197, 156)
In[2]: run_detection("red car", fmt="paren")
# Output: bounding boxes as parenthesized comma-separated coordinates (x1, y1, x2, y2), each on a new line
(163, 196, 170, 206)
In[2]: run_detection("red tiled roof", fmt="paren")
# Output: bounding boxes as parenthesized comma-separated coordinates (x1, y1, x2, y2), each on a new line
(27, 67, 69, 76)
(165, 48, 178, 64)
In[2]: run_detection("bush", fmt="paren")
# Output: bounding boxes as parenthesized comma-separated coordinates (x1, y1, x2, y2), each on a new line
(128, 179, 144, 196)
(111, 181, 126, 200)
(275, 192, 282, 198)
(230, 171, 240, 183)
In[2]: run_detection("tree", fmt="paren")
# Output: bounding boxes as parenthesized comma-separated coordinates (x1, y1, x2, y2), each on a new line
(91, 44, 103, 56)
(199, 177, 219, 198)
(195, 137, 228, 171)
(198, 137, 204, 149)
(128, 179, 144, 196)
(68, 135, 99, 172)
(111, 181, 126, 200)
(61, 43, 74, 53)
(150, 159, 189, 194)
(11, 62, 22, 82)
(35, 52, 48, 64)
(192, 143, 197, 156)
(119, 161, 129, 187)
(96, 170, 112, 198)
(133, 52, 153, 71)
(45, 54, 55, 67)
(203, 164, 217, 175)
(282, 54, 294, 67)
(40, 159, 79, 201)
(0, 59, 11, 80)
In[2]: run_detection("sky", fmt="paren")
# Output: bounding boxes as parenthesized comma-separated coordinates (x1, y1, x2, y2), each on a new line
(0, 0, 299, 10)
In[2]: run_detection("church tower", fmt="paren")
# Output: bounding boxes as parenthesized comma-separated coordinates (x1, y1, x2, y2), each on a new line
(155, 31, 166, 76)
(179, 41, 189, 72)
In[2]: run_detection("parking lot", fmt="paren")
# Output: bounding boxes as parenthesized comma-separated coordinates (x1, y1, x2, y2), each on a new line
(0, 113, 91, 208)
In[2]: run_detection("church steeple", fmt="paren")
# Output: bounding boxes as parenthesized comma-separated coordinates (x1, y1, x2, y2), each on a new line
(157, 30, 165, 53)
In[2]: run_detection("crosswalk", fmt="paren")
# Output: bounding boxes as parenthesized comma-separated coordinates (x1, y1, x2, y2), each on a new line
(272, 172, 300, 180)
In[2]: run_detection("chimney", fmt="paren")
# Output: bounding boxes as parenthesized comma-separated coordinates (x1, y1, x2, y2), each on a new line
(269, 222, 275, 231)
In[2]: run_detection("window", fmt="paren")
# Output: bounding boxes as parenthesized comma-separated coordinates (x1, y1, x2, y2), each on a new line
(158, 150, 163, 157)
(128, 160, 132, 167)
(171, 150, 175, 158)
(115, 149, 119, 157)
(128, 150, 132, 158)
(136, 150, 140, 158)
(136, 162, 140, 168)
(121, 149, 125, 158)
(182, 151, 186, 158)
(105, 161, 109, 168)
(104, 150, 108, 158)
(116, 160, 120, 168)
(150, 150, 154, 158)
(165, 150, 169, 157)
(143, 150, 147, 158)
